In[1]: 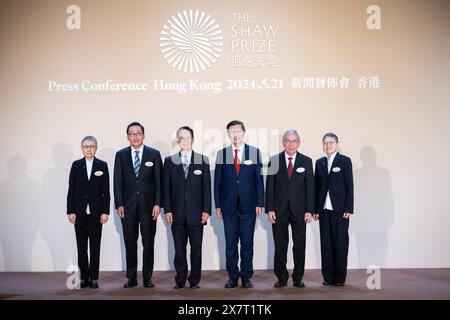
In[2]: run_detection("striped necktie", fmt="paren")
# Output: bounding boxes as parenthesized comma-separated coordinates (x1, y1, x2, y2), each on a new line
(134, 150, 141, 176)
(182, 153, 189, 178)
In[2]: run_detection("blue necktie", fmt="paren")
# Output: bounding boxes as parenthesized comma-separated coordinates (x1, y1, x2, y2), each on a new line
(134, 151, 140, 176)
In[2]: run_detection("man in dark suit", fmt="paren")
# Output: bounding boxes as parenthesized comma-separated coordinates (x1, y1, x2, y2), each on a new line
(67, 135, 110, 289)
(314, 132, 354, 286)
(163, 126, 211, 289)
(214, 120, 264, 289)
(265, 130, 314, 288)
(114, 122, 163, 288)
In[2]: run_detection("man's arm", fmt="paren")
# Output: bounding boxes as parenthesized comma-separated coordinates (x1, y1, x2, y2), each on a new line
(67, 162, 76, 214)
(113, 152, 123, 209)
(344, 157, 354, 214)
(102, 162, 111, 214)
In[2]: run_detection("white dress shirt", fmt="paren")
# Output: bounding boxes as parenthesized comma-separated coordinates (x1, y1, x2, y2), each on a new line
(85, 157, 94, 214)
(324, 151, 337, 211)
(131, 145, 144, 165)
(181, 150, 192, 164)
(284, 151, 297, 168)
(232, 144, 244, 163)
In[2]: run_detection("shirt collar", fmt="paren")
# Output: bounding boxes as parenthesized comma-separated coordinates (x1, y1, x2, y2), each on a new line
(131, 145, 144, 155)
(180, 150, 192, 160)
(232, 143, 244, 152)
(285, 151, 296, 161)
(327, 151, 337, 163)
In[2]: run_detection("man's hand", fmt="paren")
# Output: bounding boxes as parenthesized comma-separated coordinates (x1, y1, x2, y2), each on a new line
(268, 211, 276, 224)
(152, 205, 161, 220)
(255, 207, 262, 217)
(343, 212, 350, 219)
(216, 208, 223, 219)
(313, 214, 319, 221)
(304, 213, 313, 223)
(201, 212, 210, 224)
(117, 206, 125, 219)
(68, 213, 76, 224)
(165, 212, 173, 224)
(100, 214, 108, 224)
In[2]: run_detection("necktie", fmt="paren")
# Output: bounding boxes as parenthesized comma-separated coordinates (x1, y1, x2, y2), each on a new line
(287, 157, 293, 180)
(234, 149, 240, 175)
(182, 153, 189, 178)
(134, 151, 140, 176)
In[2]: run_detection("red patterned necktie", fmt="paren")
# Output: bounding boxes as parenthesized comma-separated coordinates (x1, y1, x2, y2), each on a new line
(288, 157, 293, 179)
(234, 149, 240, 175)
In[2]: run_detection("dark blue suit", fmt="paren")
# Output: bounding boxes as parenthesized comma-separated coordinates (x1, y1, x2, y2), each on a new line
(214, 144, 264, 281)
(114, 145, 162, 282)
(315, 152, 354, 284)
(163, 151, 211, 286)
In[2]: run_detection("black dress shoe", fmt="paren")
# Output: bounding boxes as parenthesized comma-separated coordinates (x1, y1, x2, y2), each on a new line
(293, 280, 305, 288)
(322, 281, 333, 286)
(173, 283, 185, 289)
(241, 279, 253, 288)
(143, 280, 154, 288)
(274, 280, 287, 288)
(189, 283, 200, 289)
(89, 280, 99, 289)
(224, 280, 238, 288)
(123, 280, 138, 288)
(80, 280, 89, 289)
(334, 282, 345, 287)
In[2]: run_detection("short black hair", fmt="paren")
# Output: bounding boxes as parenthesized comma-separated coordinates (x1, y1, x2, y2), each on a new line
(176, 126, 194, 139)
(322, 132, 339, 143)
(226, 120, 246, 132)
(127, 122, 144, 135)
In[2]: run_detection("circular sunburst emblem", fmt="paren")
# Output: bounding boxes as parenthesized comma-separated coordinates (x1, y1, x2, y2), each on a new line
(160, 9, 223, 73)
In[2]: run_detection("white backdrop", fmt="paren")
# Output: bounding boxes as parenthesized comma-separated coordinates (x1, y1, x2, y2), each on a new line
(0, 0, 449, 272)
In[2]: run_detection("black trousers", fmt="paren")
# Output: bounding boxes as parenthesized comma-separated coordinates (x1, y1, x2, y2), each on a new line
(272, 208, 306, 282)
(319, 209, 349, 283)
(121, 205, 157, 282)
(171, 224, 204, 285)
(74, 213, 103, 281)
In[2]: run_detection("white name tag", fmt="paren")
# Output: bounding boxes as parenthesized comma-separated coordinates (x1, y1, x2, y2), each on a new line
(296, 167, 305, 173)
(145, 161, 154, 167)
(332, 167, 341, 173)
(194, 170, 202, 175)
(244, 160, 253, 165)
(94, 171, 103, 176)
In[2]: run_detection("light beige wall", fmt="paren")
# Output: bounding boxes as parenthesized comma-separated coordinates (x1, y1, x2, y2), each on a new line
(0, 0, 449, 271)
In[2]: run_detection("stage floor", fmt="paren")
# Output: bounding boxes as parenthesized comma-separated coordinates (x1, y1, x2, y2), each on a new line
(1, 269, 449, 300)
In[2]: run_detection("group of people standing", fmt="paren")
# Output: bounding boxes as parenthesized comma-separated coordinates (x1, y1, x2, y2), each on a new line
(66, 120, 354, 290)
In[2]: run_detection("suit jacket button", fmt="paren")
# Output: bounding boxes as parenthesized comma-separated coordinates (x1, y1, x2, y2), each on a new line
(237, 181, 239, 184)
(137, 191, 139, 194)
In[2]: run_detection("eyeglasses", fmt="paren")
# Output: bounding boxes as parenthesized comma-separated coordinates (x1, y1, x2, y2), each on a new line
(284, 140, 299, 144)
(323, 141, 336, 145)
(82, 145, 97, 149)
(128, 132, 144, 137)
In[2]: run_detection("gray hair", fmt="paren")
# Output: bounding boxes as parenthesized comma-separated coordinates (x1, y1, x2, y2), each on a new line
(322, 132, 339, 143)
(282, 129, 300, 141)
(81, 135, 97, 146)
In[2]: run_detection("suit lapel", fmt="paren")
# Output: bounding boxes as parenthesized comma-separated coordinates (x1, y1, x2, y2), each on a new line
(225, 146, 238, 178)
(330, 152, 340, 174)
(81, 158, 89, 182)
(126, 146, 136, 176)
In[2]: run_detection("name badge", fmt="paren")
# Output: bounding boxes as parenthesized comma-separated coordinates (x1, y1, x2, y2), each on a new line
(94, 171, 103, 176)
(194, 170, 202, 175)
(332, 167, 341, 173)
(296, 167, 305, 173)
(145, 161, 154, 167)
(244, 160, 253, 165)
